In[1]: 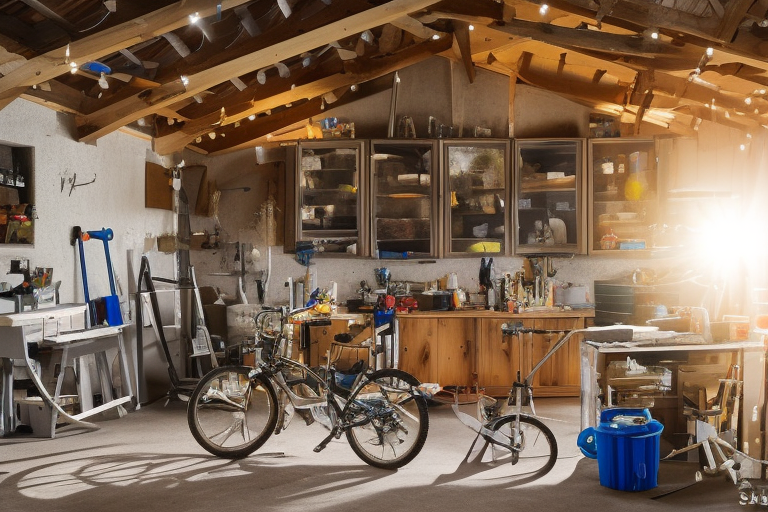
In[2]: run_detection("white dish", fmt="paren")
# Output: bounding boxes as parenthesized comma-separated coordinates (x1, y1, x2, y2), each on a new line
(616, 212, 638, 221)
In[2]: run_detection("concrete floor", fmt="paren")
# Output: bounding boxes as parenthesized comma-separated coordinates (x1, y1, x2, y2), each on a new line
(0, 397, 746, 512)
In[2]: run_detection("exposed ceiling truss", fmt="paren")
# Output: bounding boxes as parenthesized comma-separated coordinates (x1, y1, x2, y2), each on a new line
(0, 0, 767, 155)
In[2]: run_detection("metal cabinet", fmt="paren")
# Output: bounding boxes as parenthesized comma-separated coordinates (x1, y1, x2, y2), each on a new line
(588, 138, 659, 254)
(370, 140, 439, 259)
(295, 140, 367, 255)
(514, 139, 585, 254)
(441, 139, 510, 256)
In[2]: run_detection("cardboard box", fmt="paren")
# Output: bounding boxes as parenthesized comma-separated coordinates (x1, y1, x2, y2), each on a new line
(710, 321, 750, 342)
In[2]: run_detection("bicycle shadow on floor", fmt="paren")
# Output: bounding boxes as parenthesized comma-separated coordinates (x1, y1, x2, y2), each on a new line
(0, 450, 396, 510)
(432, 433, 565, 488)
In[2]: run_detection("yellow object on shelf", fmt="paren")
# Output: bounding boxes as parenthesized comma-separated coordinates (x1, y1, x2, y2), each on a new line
(466, 241, 501, 253)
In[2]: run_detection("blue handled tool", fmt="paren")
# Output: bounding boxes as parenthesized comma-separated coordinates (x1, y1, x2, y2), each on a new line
(85, 227, 123, 326)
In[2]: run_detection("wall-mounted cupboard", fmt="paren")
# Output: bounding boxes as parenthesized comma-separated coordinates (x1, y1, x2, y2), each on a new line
(370, 140, 439, 259)
(514, 139, 585, 254)
(442, 140, 510, 257)
(588, 138, 659, 254)
(295, 140, 367, 255)
(290, 137, 666, 259)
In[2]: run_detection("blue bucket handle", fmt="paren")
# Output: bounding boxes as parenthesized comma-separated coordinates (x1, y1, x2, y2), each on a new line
(577, 427, 598, 459)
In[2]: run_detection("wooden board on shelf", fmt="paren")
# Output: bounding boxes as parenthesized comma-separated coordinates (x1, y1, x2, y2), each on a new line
(521, 175, 576, 191)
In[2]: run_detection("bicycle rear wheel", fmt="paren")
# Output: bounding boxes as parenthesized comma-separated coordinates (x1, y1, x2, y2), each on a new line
(488, 415, 557, 475)
(344, 369, 429, 470)
(187, 366, 278, 459)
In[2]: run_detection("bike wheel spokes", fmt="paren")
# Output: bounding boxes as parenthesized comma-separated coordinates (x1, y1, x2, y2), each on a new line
(188, 367, 278, 459)
(345, 369, 429, 470)
(488, 415, 558, 476)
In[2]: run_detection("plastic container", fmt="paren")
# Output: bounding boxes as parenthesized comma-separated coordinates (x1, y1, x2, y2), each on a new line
(577, 408, 664, 491)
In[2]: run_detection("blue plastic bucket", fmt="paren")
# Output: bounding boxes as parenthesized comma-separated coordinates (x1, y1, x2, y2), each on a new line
(577, 408, 663, 492)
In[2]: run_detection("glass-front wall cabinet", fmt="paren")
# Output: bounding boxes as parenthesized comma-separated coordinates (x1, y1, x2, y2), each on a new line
(514, 139, 584, 254)
(442, 140, 509, 256)
(297, 141, 366, 255)
(371, 140, 438, 259)
(589, 138, 657, 253)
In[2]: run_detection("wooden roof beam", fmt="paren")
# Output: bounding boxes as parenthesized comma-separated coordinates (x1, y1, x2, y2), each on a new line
(190, 75, 394, 155)
(717, 0, 756, 42)
(452, 21, 475, 83)
(516, 51, 629, 104)
(153, 35, 452, 154)
(77, 0, 444, 144)
(0, 0, 253, 112)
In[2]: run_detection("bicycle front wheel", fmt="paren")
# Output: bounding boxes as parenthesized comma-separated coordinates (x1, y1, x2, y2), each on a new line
(488, 415, 557, 475)
(344, 369, 429, 470)
(187, 366, 278, 459)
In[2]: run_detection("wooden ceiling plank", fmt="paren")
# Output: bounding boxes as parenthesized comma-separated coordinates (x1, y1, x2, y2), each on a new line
(491, 19, 685, 59)
(153, 35, 452, 154)
(0, 0, 253, 111)
(509, 0, 718, 41)
(516, 51, 628, 104)
(78, 0, 444, 144)
(18, 0, 78, 32)
(391, 15, 441, 39)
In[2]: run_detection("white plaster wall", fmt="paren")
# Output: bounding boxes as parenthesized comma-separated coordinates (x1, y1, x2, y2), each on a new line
(0, 98, 175, 306)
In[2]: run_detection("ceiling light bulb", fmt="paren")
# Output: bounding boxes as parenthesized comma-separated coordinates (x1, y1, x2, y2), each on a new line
(747, 133, 752, 138)
(745, 97, 752, 105)
(706, 47, 714, 57)
(208, 132, 216, 139)
(98, 72, 109, 89)
(761, 89, 767, 95)
(740, 144, 746, 151)
(650, 31, 659, 40)
(468, 24, 475, 31)
(180, 75, 189, 86)
(432, 34, 440, 40)
(539, 3, 549, 14)
(248, 114, 256, 121)
(189, 12, 200, 24)
(350, 84, 358, 92)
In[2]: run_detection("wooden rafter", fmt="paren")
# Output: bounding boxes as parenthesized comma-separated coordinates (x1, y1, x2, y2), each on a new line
(153, 35, 452, 155)
(0, 0, 253, 112)
(717, 0, 756, 42)
(76, 0, 443, 144)
(452, 21, 475, 83)
(190, 76, 394, 154)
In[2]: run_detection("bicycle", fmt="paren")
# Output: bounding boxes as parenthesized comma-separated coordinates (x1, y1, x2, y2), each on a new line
(186, 306, 429, 470)
(441, 323, 633, 476)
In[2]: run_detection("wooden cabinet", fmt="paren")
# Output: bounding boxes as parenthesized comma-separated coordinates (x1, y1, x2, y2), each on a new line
(305, 316, 372, 370)
(399, 311, 591, 396)
(370, 140, 439, 258)
(442, 139, 510, 256)
(478, 315, 585, 396)
(398, 316, 475, 389)
(514, 139, 586, 254)
(588, 138, 660, 254)
(294, 140, 367, 255)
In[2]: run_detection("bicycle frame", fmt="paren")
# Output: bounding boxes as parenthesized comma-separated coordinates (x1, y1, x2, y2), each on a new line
(453, 325, 635, 457)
